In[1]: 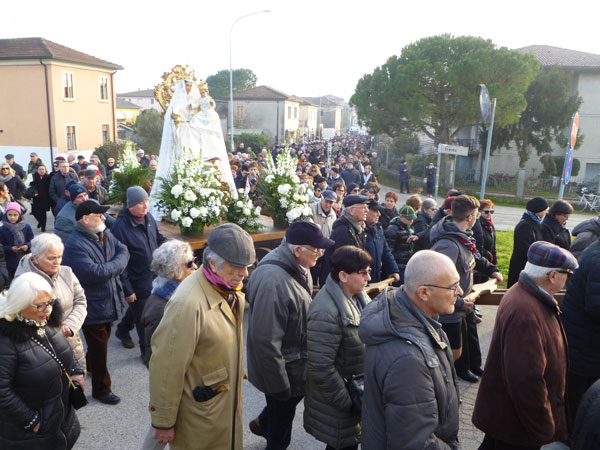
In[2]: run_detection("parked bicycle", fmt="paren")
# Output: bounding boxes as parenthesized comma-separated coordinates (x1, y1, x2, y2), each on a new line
(575, 187, 600, 212)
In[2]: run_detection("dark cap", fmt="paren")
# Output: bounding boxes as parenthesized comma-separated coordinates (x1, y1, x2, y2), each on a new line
(527, 241, 578, 271)
(77, 155, 85, 160)
(343, 194, 370, 208)
(84, 169, 98, 178)
(54, 156, 65, 161)
(207, 223, 255, 267)
(68, 183, 87, 201)
(526, 197, 549, 214)
(4, 154, 14, 160)
(321, 190, 338, 202)
(367, 199, 384, 212)
(285, 221, 334, 249)
(75, 200, 109, 221)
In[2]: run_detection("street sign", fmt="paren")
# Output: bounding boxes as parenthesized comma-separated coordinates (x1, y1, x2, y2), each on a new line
(478, 84, 491, 125)
(570, 112, 579, 149)
(564, 149, 574, 184)
(438, 144, 469, 156)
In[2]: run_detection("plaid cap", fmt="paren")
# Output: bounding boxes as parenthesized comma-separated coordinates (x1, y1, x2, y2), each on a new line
(527, 241, 578, 271)
(399, 205, 417, 220)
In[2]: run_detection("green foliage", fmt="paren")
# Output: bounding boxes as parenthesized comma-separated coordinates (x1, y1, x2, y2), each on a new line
(234, 133, 269, 153)
(495, 231, 513, 288)
(135, 110, 164, 155)
(553, 156, 581, 178)
(206, 68, 258, 100)
(486, 67, 583, 167)
(410, 154, 438, 178)
(108, 167, 152, 205)
(351, 34, 539, 145)
(94, 141, 124, 163)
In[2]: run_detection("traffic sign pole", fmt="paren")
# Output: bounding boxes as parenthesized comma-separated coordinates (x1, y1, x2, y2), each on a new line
(558, 112, 579, 200)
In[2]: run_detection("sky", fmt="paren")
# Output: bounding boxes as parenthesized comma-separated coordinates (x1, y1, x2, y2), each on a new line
(4, 0, 600, 102)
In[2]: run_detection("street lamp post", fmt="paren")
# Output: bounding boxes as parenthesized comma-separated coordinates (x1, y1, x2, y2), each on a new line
(229, 10, 270, 152)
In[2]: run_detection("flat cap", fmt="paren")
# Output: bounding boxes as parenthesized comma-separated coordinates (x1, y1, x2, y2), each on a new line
(367, 199, 384, 212)
(321, 190, 338, 202)
(207, 223, 255, 267)
(343, 194, 370, 208)
(285, 220, 334, 249)
(4, 154, 14, 160)
(526, 197, 549, 213)
(527, 241, 578, 271)
(75, 200, 109, 221)
(399, 205, 417, 220)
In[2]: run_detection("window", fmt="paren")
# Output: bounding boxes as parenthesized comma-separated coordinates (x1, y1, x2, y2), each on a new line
(66, 126, 77, 150)
(288, 106, 291, 119)
(102, 124, 110, 144)
(63, 72, 74, 99)
(99, 76, 108, 100)
(151, 98, 154, 104)
(236, 105, 245, 121)
(294, 107, 298, 119)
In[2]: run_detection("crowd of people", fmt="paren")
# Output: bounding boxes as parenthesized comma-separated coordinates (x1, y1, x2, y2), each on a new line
(0, 135, 599, 450)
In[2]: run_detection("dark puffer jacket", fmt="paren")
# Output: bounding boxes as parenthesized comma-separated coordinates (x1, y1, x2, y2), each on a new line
(412, 209, 432, 234)
(562, 240, 600, 377)
(507, 212, 544, 287)
(541, 214, 571, 250)
(0, 306, 82, 450)
(570, 218, 600, 259)
(304, 275, 369, 448)
(384, 217, 413, 268)
(359, 288, 460, 450)
(571, 379, 600, 450)
(478, 217, 497, 265)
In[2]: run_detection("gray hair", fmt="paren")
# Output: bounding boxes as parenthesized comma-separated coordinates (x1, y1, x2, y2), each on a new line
(523, 262, 551, 281)
(151, 240, 193, 280)
(404, 250, 456, 295)
(30, 233, 64, 258)
(422, 198, 437, 210)
(288, 244, 302, 255)
(202, 246, 226, 270)
(0, 272, 53, 321)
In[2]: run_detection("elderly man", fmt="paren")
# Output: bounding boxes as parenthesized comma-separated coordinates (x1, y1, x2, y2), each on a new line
(473, 241, 578, 449)
(112, 186, 166, 354)
(247, 221, 334, 449)
(28, 152, 43, 174)
(76, 155, 88, 171)
(359, 250, 461, 449)
(149, 224, 255, 449)
(320, 194, 369, 285)
(62, 200, 129, 405)
(310, 189, 338, 285)
(89, 154, 106, 180)
(365, 199, 400, 283)
(67, 154, 79, 173)
(54, 183, 89, 242)
(5, 153, 25, 180)
(49, 160, 79, 214)
(83, 168, 107, 204)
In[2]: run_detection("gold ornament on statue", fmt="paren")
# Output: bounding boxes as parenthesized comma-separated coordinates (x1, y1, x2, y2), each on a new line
(154, 65, 202, 117)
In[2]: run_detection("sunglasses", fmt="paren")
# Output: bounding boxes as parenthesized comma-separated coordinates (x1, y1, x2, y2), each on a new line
(548, 269, 573, 279)
(186, 257, 198, 269)
(482, 209, 495, 214)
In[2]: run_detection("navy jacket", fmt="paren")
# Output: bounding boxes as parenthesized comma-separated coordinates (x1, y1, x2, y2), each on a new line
(507, 212, 544, 287)
(365, 223, 399, 283)
(62, 224, 129, 325)
(0, 219, 33, 272)
(49, 171, 78, 207)
(110, 208, 167, 299)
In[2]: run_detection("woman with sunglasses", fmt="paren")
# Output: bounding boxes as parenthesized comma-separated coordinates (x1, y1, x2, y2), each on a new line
(0, 272, 84, 450)
(475, 200, 497, 283)
(0, 163, 26, 201)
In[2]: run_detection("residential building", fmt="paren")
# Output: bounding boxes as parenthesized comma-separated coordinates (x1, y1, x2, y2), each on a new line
(303, 96, 343, 137)
(298, 98, 318, 140)
(117, 88, 162, 113)
(116, 98, 141, 126)
(0, 37, 122, 168)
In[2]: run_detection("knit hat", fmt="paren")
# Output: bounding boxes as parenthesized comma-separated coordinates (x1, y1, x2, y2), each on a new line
(347, 183, 359, 193)
(443, 196, 456, 211)
(207, 223, 255, 267)
(5, 202, 21, 215)
(68, 183, 87, 201)
(527, 241, 578, 272)
(399, 205, 417, 220)
(526, 197, 549, 214)
(126, 186, 148, 208)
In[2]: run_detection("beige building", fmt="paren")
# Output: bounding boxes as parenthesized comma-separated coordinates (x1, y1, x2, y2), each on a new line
(117, 88, 162, 113)
(0, 37, 122, 169)
(298, 98, 318, 140)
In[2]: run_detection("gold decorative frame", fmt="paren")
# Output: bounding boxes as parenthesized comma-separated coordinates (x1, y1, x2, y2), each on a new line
(154, 65, 206, 116)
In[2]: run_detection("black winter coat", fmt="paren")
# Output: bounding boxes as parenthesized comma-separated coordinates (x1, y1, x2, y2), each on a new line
(571, 379, 600, 450)
(507, 212, 544, 288)
(562, 240, 600, 377)
(479, 217, 497, 265)
(570, 218, 600, 259)
(0, 306, 82, 450)
(3, 175, 26, 200)
(30, 172, 51, 214)
(340, 168, 361, 186)
(384, 217, 414, 268)
(412, 209, 432, 234)
(379, 205, 397, 230)
(541, 214, 571, 251)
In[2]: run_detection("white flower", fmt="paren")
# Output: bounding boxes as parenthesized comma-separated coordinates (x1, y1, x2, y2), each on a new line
(236, 201, 244, 208)
(181, 217, 193, 228)
(291, 175, 300, 183)
(171, 209, 182, 221)
(199, 207, 208, 217)
(286, 208, 301, 222)
(265, 174, 275, 183)
(184, 190, 197, 202)
(189, 207, 200, 219)
(302, 206, 312, 217)
(280, 198, 288, 208)
(254, 206, 261, 215)
(171, 185, 183, 198)
(277, 184, 292, 195)
(243, 207, 251, 216)
(212, 206, 220, 215)
(292, 193, 300, 201)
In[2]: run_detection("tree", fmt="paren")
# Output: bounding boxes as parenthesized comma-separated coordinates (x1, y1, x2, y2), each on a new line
(206, 68, 257, 100)
(94, 141, 124, 163)
(483, 67, 583, 167)
(135, 109, 164, 155)
(234, 133, 269, 154)
(350, 35, 539, 145)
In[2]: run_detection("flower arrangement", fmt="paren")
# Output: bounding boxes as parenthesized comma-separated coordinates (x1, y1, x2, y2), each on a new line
(256, 146, 313, 226)
(226, 189, 263, 233)
(108, 141, 152, 204)
(155, 148, 228, 234)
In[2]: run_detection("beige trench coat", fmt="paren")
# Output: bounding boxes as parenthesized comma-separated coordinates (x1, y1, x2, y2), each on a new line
(149, 267, 244, 450)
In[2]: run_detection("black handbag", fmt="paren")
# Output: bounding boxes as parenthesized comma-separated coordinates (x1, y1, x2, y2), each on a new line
(344, 374, 365, 412)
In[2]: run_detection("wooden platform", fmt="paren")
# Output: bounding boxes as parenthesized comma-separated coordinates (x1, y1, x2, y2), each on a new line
(478, 289, 565, 306)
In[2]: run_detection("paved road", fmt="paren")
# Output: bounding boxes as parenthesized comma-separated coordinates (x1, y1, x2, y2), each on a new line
(18, 198, 570, 450)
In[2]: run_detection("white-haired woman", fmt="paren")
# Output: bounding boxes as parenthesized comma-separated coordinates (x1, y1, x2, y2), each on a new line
(141, 240, 197, 367)
(0, 272, 84, 449)
(15, 233, 87, 371)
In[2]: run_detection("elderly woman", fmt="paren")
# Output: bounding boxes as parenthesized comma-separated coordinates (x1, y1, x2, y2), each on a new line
(141, 240, 197, 367)
(304, 246, 372, 450)
(542, 199, 573, 251)
(14, 233, 87, 371)
(149, 224, 255, 449)
(0, 272, 84, 449)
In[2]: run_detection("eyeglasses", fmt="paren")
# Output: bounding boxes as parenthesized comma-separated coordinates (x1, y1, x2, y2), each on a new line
(186, 257, 198, 269)
(548, 269, 573, 279)
(30, 299, 57, 311)
(301, 246, 323, 256)
(423, 283, 461, 295)
(482, 209, 495, 214)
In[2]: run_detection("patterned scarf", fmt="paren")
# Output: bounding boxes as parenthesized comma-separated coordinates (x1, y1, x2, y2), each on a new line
(525, 210, 543, 224)
(456, 235, 479, 258)
(3, 218, 26, 247)
(203, 265, 241, 318)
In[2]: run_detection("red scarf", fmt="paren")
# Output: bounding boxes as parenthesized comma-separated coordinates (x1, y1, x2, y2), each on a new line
(456, 235, 479, 257)
(482, 215, 494, 229)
